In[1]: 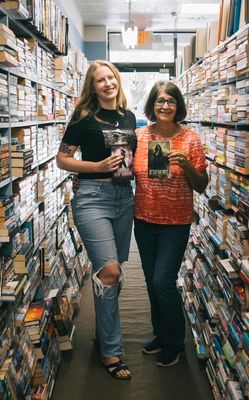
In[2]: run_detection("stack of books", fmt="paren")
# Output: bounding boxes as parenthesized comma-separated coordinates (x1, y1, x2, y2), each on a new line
(60, 230, 77, 275)
(210, 50, 220, 83)
(16, 77, 37, 122)
(23, 301, 49, 344)
(215, 126, 227, 166)
(31, 384, 48, 399)
(0, 301, 14, 369)
(66, 96, 77, 118)
(37, 84, 54, 121)
(221, 39, 236, 81)
(13, 172, 38, 224)
(0, 270, 27, 302)
(0, 196, 18, 243)
(235, 27, 249, 76)
(40, 225, 57, 276)
(236, 79, 249, 124)
(56, 212, 68, 248)
(1, 0, 29, 19)
(16, 37, 37, 78)
(11, 127, 32, 150)
(203, 53, 213, 85)
(32, 325, 60, 394)
(225, 216, 248, 267)
(0, 23, 18, 67)
(54, 55, 68, 87)
(0, 72, 9, 123)
(12, 242, 33, 273)
(0, 136, 10, 183)
(226, 129, 236, 169)
(11, 148, 33, 178)
(233, 131, 249, 175)
(49, 289, 75, 351)
(54, 91, 67, 120)
(9, 75, 18, 122)
(19, 328, 38, 379)
(37, 47, 54, 84)
(218, 167, 232, 209)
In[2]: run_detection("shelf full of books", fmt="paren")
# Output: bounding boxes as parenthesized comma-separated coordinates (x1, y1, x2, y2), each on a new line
(176, 0, 249, 77)
(0, 5, 91, 400)
(0, 0, 69, 55)
(176, 22, 249, 400)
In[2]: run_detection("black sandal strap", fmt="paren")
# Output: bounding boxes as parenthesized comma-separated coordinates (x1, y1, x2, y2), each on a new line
(105, 360, 124, 369)
(104, 360, 131, 379)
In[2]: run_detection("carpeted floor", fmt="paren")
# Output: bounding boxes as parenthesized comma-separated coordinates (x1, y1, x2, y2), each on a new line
(52, 236, 213, 400)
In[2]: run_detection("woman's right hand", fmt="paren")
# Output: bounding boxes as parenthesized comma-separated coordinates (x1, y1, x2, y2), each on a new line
(97, 154, 124, 173)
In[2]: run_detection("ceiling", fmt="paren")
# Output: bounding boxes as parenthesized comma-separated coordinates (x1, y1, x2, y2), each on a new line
(73, 0, 221, 32)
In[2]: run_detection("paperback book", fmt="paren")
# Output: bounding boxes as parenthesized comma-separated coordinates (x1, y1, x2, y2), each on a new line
(111, 144, 134, 182)
(148, 140, 171, 179)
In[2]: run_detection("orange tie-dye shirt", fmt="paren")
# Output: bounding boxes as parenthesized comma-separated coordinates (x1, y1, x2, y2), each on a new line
(134, 124, 208, 225)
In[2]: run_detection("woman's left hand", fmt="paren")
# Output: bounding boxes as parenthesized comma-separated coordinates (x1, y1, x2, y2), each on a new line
(168, 151, 188, 168)
(168, 151, 208, 193)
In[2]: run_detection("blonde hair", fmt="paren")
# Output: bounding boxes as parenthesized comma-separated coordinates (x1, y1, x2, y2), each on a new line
(69, 60, 127, 126)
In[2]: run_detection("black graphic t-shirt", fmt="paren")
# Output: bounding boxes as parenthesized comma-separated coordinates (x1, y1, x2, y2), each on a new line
(62, 108, 137, 179)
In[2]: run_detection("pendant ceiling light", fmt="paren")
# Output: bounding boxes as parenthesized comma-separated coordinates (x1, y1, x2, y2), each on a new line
(122, 0, 138, 49)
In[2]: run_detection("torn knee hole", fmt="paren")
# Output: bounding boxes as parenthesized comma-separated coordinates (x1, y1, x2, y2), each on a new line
(92, 261, 125, 297)
(97, 261, 121, 284)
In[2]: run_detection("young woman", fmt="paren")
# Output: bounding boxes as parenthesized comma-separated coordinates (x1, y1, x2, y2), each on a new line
(134, 81, 208, 367)
(56, 60, 136, 379)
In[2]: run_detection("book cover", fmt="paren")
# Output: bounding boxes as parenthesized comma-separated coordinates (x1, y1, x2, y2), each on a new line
(24, 302, 45, 325)
(111, 144, 134, 182)
(148, 140, 171, 179)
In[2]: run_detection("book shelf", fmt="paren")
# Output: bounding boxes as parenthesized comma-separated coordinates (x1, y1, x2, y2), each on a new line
(0, 4, 90, 399)
(176, 23, 249, 400)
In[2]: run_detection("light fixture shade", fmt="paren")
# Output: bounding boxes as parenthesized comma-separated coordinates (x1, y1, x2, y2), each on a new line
(122, 22, 138, 49)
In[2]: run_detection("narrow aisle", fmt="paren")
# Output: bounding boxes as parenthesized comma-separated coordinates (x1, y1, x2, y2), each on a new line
(53, 236, 213, 400)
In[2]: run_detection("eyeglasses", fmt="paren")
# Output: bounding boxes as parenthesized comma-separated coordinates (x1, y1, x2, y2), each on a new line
(155, 98, 177, 107)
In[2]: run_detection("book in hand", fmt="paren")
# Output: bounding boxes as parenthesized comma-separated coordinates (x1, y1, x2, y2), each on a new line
(111, 144, 134, 182)
(148, 140, 171, 179)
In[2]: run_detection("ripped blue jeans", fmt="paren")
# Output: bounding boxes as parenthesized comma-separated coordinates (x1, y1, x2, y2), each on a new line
(71, 180, 134, 358)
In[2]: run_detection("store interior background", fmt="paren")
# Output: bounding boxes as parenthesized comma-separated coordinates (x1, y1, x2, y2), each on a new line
(59, 0, 221, 120)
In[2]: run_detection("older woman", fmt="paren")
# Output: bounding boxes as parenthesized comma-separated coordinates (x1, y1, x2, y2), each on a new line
(134, 81, 208, 367)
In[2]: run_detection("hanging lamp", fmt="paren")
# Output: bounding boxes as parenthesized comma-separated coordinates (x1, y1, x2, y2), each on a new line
(122, 0, 138, 49)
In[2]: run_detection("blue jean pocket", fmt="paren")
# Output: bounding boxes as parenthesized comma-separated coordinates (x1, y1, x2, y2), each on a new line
(76, 184, 101, 198)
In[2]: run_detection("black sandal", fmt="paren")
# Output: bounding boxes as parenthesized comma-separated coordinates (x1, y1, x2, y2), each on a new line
(104, 360, 131, 380)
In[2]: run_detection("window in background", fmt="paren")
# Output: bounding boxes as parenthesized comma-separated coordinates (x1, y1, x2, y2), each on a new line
(109, 33, 175, 64)
(120, 71, 170, 120)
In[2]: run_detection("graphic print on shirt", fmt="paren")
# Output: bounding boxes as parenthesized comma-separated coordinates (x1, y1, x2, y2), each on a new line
(101, 126, 136, 150)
